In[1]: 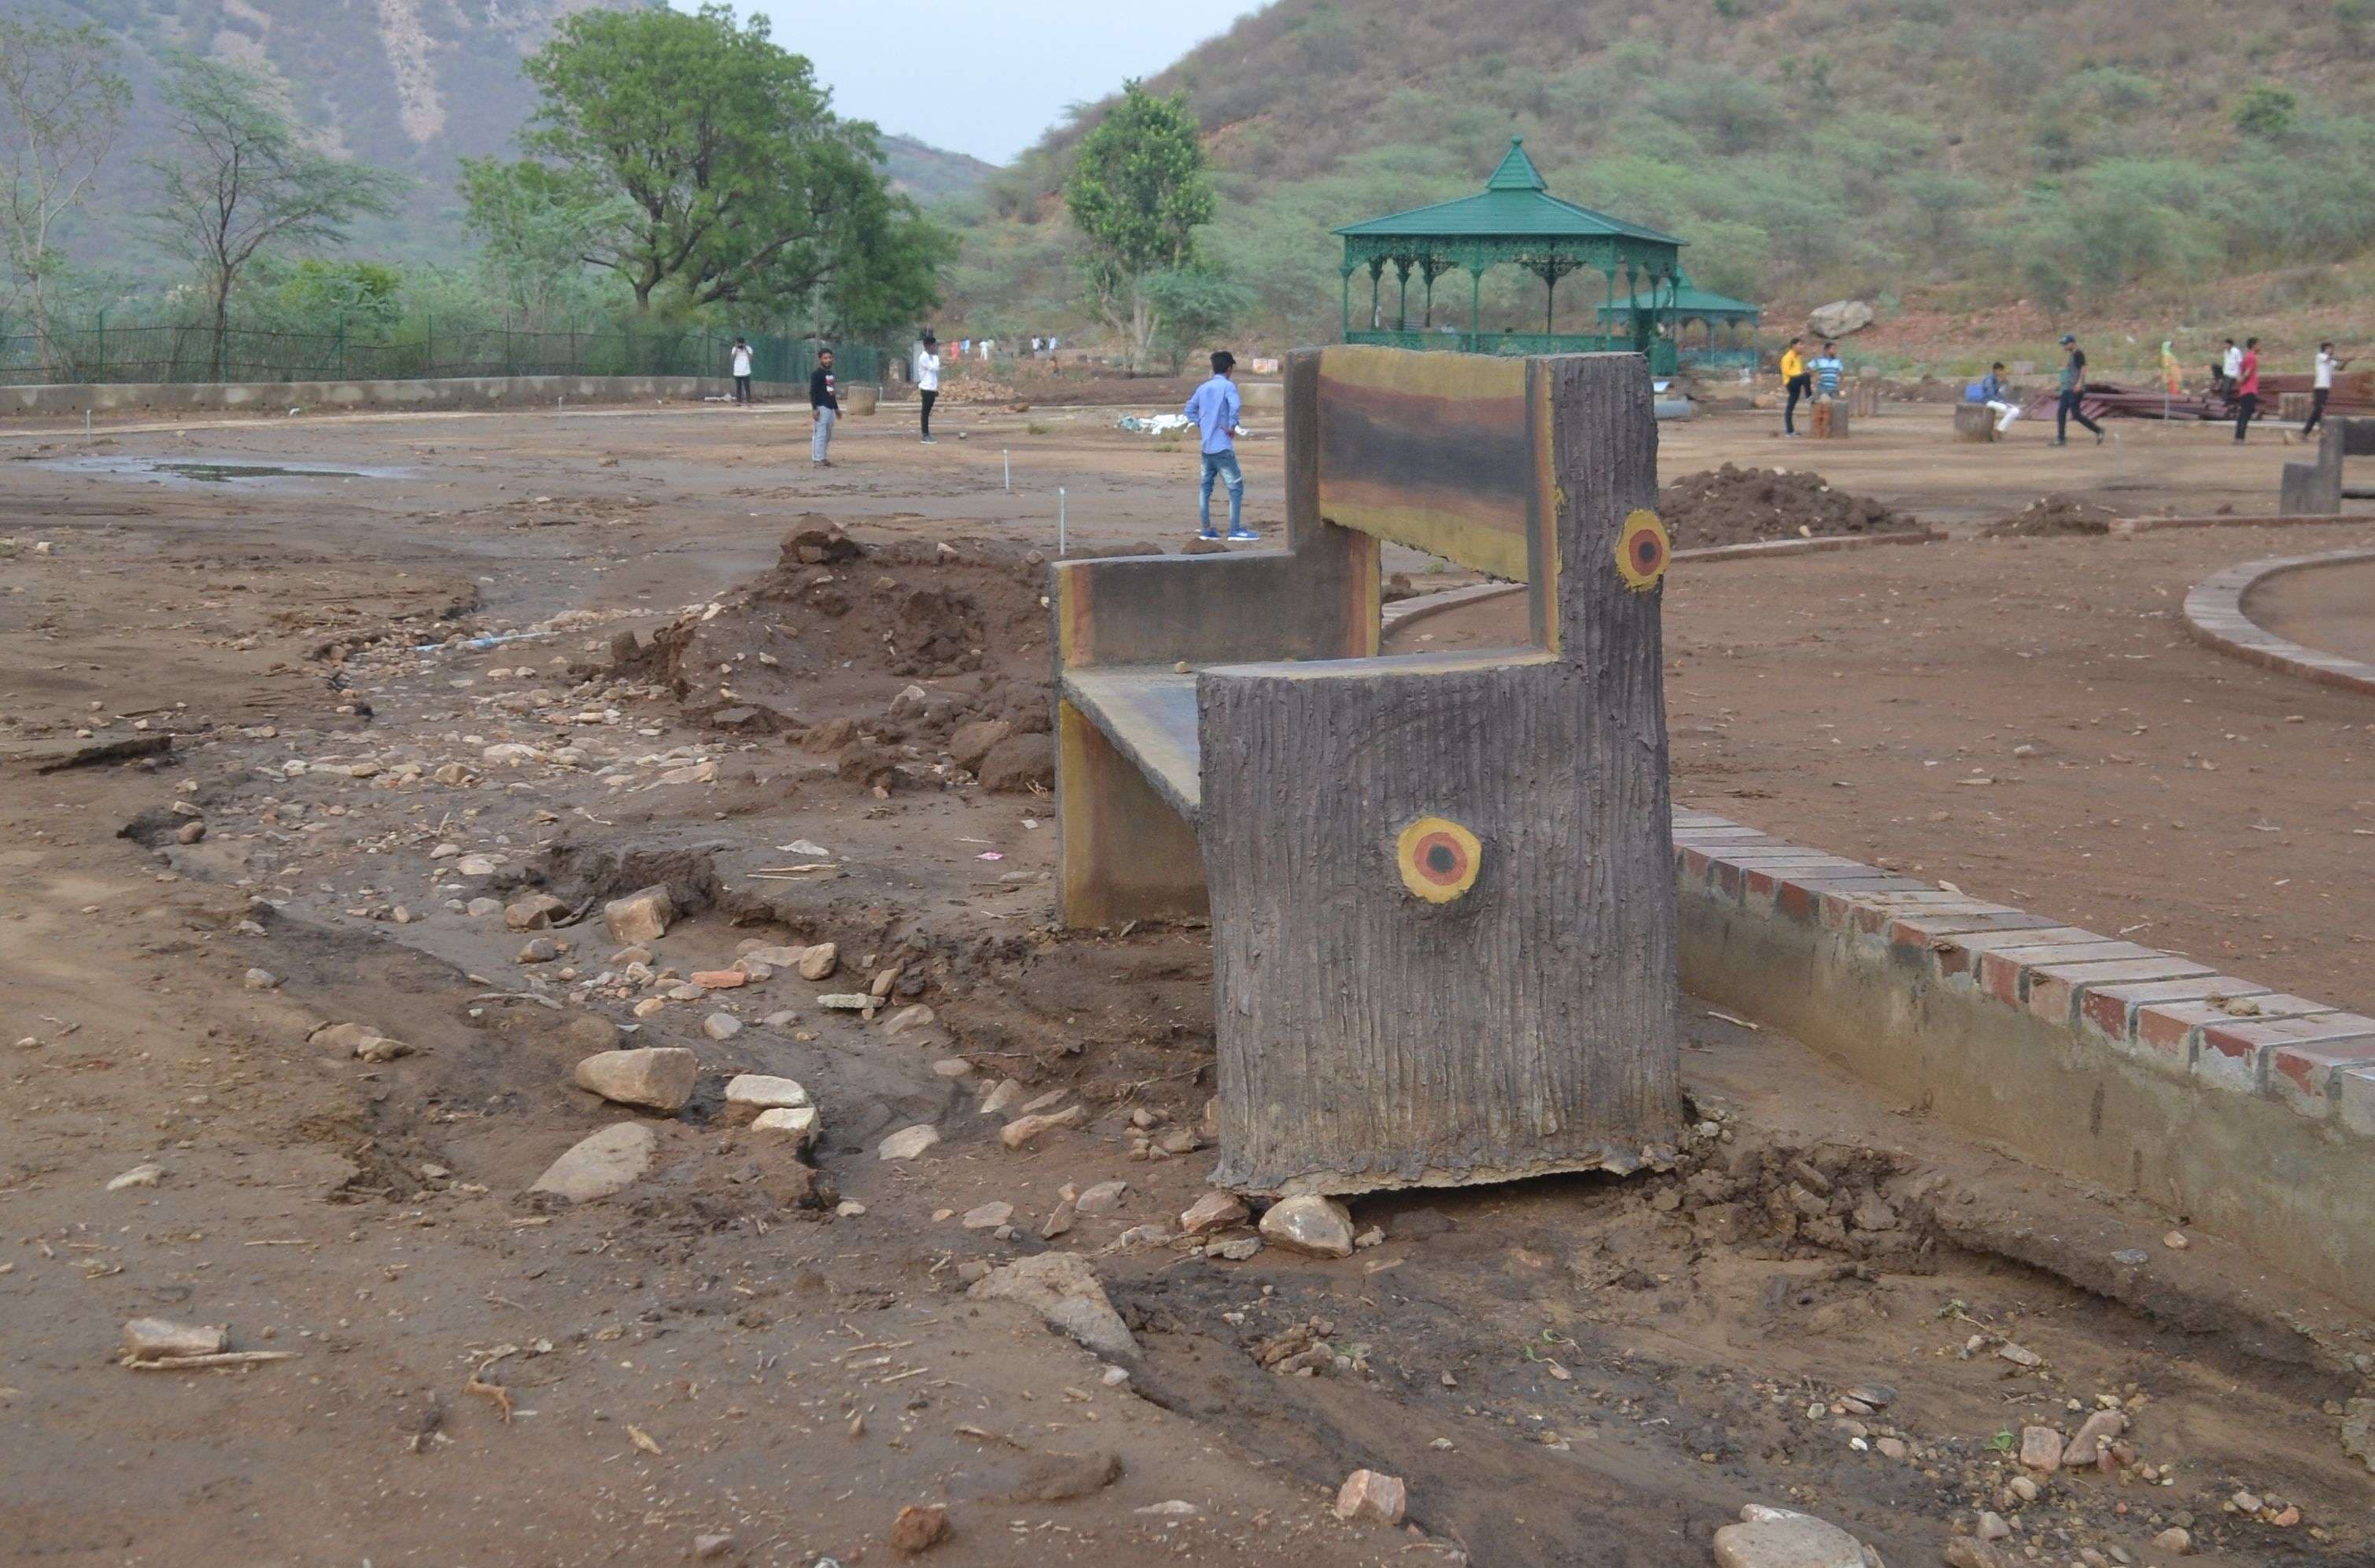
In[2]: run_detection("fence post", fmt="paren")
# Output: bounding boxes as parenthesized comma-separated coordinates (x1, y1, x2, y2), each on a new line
(336, 312, 346, 379)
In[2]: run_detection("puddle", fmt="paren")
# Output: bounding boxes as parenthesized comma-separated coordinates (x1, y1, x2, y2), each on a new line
(42, 456, 399, 485)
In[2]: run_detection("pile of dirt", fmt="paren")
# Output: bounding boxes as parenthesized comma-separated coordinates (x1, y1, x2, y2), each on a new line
(1982, 495, 2122, 537)
(603, 516, 1059, 794)
(1656, 464, 1921, 548)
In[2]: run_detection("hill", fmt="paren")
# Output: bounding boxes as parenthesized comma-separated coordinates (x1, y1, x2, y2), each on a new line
(32, 1, 990, 260)
(953, 0, 2375, 358)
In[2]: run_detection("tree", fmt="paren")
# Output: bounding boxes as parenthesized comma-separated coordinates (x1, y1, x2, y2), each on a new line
(142, 56, 403, 381)
(2232, 85, 2299, 138)
(1064, 81, 1215, 372)
(494, 3, 946, 322)
(1145, 267, 1254, 374)
(457, 157, 634, 324)
(0, 18, 129, 374)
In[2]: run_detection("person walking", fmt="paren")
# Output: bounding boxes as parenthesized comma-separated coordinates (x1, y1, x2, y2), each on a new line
(729, 336, 754, 405)
(1184, 349, 1254, 542)
(2233, 337, 2261, 443)
(2054, 334, 2104, 446)
(809, 347, 840, 467)
(2303, 341, 2350, 436)
(1975, 362, 2023, 434)
(1779, 336, 1809, 437)
(913, 332, 942, 444)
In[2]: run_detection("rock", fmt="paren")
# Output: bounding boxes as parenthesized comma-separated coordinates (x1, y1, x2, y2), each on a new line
(692, 1533, 734, 1560)
(311, 1021, 411, 1061)
(1712, 1506, 1878, 1568)
(1041, 1200, 1076, 1239)
(1976, 1511, 2011, 1540)
(1074, 1179, 1129, 1216)
(948, 719, 1012, 771)
(2164, 1230, 2189, 1249)
(703, 1013, 743, 1042)
(516, 937, 560, 964)
(724, 1074, 809, 1120)
(931, 1057, 972, 1078)
(603, 885, 677, 945)
(878, 1124, 941, 1160)
(1997, 1341, 2043, 1368)
(2345, 1397, 2375, 1472)
(1333, 1469, 1407, 1526)
(1134, 1500, 1198, 1518)
(888, 1503, 950, 1555)
(354, 1034, 412, 1063)
(243, 967, 279, 991)
(2063, 1408, 2126, 1467)
(2007, 1475, 2039, 1503)
(1806, 298, 1875, 338)
(529, 1123, 657, 1201)
(736, 944, 800, 971)
(1259, 1194, 1355, 1258)
(818, 993, 874, 1011)
(1875, 1437, 1908, 1460)
(123, 1318, 227, 1361)
(2151, 1527, 2191, 1555)
(573, 1047, 699, 1112)
(504, 893, 570, 931)
(837, 1200, 866, 1217)
(1009, 1449, 1123, 1503)
(467, 897, 503, 918)
(106, 1163, 164, 1191)
(978, 1079, 1023, 1116)
(751, 1105, 818, 1144)
(976, 732, 1054, 793)
(883, 1003, 935, 1037)
(1945, 1543, 2012, 1568)
(797, 942, 839, 980)
(1208, 1234, 1262, 1260)
(2230, 1489, 2263, 1513)
(2019, 1425, 2064, 1473)
(966, 1252, 1137, 1360)
(999, 1106, 1086, 1149)
(1843, 1383, 1895, 1408)
(455, 854, 499, 876)
(175, 820, 206, 845)
(962, 1201, 1014, 1230)
(689, 970, 744, 991)
(1180, 1191, 1250, 1234)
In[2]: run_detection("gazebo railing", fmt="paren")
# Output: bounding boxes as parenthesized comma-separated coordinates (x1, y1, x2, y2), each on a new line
(1345, 328, 1679, 375)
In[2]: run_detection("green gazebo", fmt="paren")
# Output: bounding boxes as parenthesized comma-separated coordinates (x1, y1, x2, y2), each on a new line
(1333, 138, 1686, 374)
(1597, 284, 1761, 371)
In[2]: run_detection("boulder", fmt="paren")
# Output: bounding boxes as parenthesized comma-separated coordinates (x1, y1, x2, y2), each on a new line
(976, 732, 1054, 793)
(1259, 1194, 1355, 1258)
(888, 1503, 950, 1555)
(1806, 299, 1875, 338)
(1713, 1506, 1882, 1568)
(798, 942, 839, 981)
(751, 1105, 818, 1145)
(1332, 1469, 1407, 1526)
(966, 1251, 1138, 1360)
(529, 1122, 657, 1202)
(504, 893, 570, 931)
(1074, 1179, 1130, 1216)
(879, 1123, 941, 1160)
(1180, 1191, 1251, 1234)
(603, 884, 677, 945)
(724, 1074, 810, 1120)
(572, 1047, 699, 1112)
(948, 719, 1013, 771)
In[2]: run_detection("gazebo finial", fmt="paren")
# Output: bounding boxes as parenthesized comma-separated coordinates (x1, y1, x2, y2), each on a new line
(1485, 137, 1547, 193)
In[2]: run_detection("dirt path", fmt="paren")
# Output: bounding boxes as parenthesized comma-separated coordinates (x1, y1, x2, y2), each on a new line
(2, 400, 2371, 1566)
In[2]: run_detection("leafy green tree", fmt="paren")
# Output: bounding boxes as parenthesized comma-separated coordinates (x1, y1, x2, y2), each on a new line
(142, 55, 404, 381)
(457, 157, 634, 325)
(1145, 267, 1255, 373)
(493, 3, 946, 323)
(0, 17, 128, 374)
(271, 258, 404, 334)
(1064, 81, 1215, 371)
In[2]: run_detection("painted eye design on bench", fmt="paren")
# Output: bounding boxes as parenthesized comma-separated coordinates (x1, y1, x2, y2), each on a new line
(1616, 507, 1670, 592)
(1396, 815, 1482, 903)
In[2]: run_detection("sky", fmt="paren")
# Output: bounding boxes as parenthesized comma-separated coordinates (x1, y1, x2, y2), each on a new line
(703, 2, 1267, 164)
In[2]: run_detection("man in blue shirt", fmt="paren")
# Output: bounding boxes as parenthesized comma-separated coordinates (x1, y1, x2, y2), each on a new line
(1182, 349, 1255, 542)
(1812, 341, 1844, 397)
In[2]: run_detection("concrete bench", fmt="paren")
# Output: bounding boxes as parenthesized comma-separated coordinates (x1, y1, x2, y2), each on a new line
(2281, 416, 2375, 515)
(1953, 403, 1997, 442)
(1051, 346, 1684, 1196)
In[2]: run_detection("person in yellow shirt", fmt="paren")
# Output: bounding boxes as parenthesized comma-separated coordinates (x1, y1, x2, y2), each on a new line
(1779, 336, 1810, 437)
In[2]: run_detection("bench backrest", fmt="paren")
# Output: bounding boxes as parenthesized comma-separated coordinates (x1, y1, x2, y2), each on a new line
(1307, 344, 1660, 656)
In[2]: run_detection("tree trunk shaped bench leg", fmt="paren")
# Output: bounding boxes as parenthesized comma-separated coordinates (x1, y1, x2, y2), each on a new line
(1057, 699, 1207, 927)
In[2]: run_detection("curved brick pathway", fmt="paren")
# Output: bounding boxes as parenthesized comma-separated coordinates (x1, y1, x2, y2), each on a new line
(2183, 547, 2375, 695)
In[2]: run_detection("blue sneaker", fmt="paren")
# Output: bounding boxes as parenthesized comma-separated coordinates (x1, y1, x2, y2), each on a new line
(1226, 528, 1259, 542)
(1197, 530, 1222, 541)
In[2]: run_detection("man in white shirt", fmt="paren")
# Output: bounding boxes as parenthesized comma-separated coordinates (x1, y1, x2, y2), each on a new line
(913, 332, 942, 444)
(729, 337, 754, 405)
(2304, 341, 2351, 436)
(2219, 338, 2242, 395)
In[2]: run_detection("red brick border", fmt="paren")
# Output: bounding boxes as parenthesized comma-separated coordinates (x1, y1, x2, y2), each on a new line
(1671, 806, 2375, 1135)
(2181, 548, 2375, 697)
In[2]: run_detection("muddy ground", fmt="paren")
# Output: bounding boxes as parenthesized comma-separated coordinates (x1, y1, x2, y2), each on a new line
(2, 397, 2372, 1567)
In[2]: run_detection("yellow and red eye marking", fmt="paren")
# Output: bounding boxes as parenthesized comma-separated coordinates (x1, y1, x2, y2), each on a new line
(1396, 815, 1482, 903)
(1615, 507, 1670, 592)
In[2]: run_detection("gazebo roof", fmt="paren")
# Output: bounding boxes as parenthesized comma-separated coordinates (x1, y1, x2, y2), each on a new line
(1598, 285, 1760, 320)
(1333, 139, 1686, 248)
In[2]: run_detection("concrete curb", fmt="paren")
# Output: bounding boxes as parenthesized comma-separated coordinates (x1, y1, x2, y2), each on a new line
(2115, 513, 2369, 533)
(0, 374, 802, 417)
(1669, 804, 2375, 1311)
(2181, 547, 2375, 696)
(1381, 529, 1941, 634)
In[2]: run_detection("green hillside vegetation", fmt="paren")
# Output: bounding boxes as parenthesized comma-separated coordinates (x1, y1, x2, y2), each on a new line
(946, 0, 2375, 348)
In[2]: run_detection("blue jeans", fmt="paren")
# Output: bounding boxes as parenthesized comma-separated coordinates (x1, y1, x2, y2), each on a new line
(1199, 448, 1244, 533)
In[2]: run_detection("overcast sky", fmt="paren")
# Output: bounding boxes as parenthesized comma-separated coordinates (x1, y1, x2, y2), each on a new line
(703, 2, 1265, 164)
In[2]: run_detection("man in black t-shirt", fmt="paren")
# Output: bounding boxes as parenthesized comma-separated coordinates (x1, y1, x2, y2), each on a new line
(809, 349, 839, 467)
(2054, 334, 2104, 447)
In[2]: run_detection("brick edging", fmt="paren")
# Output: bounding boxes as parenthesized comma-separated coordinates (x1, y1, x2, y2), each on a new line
(1382, 529, 1941, 633)
(1670, 804, 2375, 1134)
(2115, 513, 2366, 533)
(2181, 547, 2375, 697)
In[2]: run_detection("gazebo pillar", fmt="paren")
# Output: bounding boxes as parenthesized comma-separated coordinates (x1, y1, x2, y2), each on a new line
(1393, 256, 1412, 332)
(1470, 264, 1484, 345)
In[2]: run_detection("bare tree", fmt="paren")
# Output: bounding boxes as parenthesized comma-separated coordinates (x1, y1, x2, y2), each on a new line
(141, 55, 403, 382)
(0, 18, 130, 375)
